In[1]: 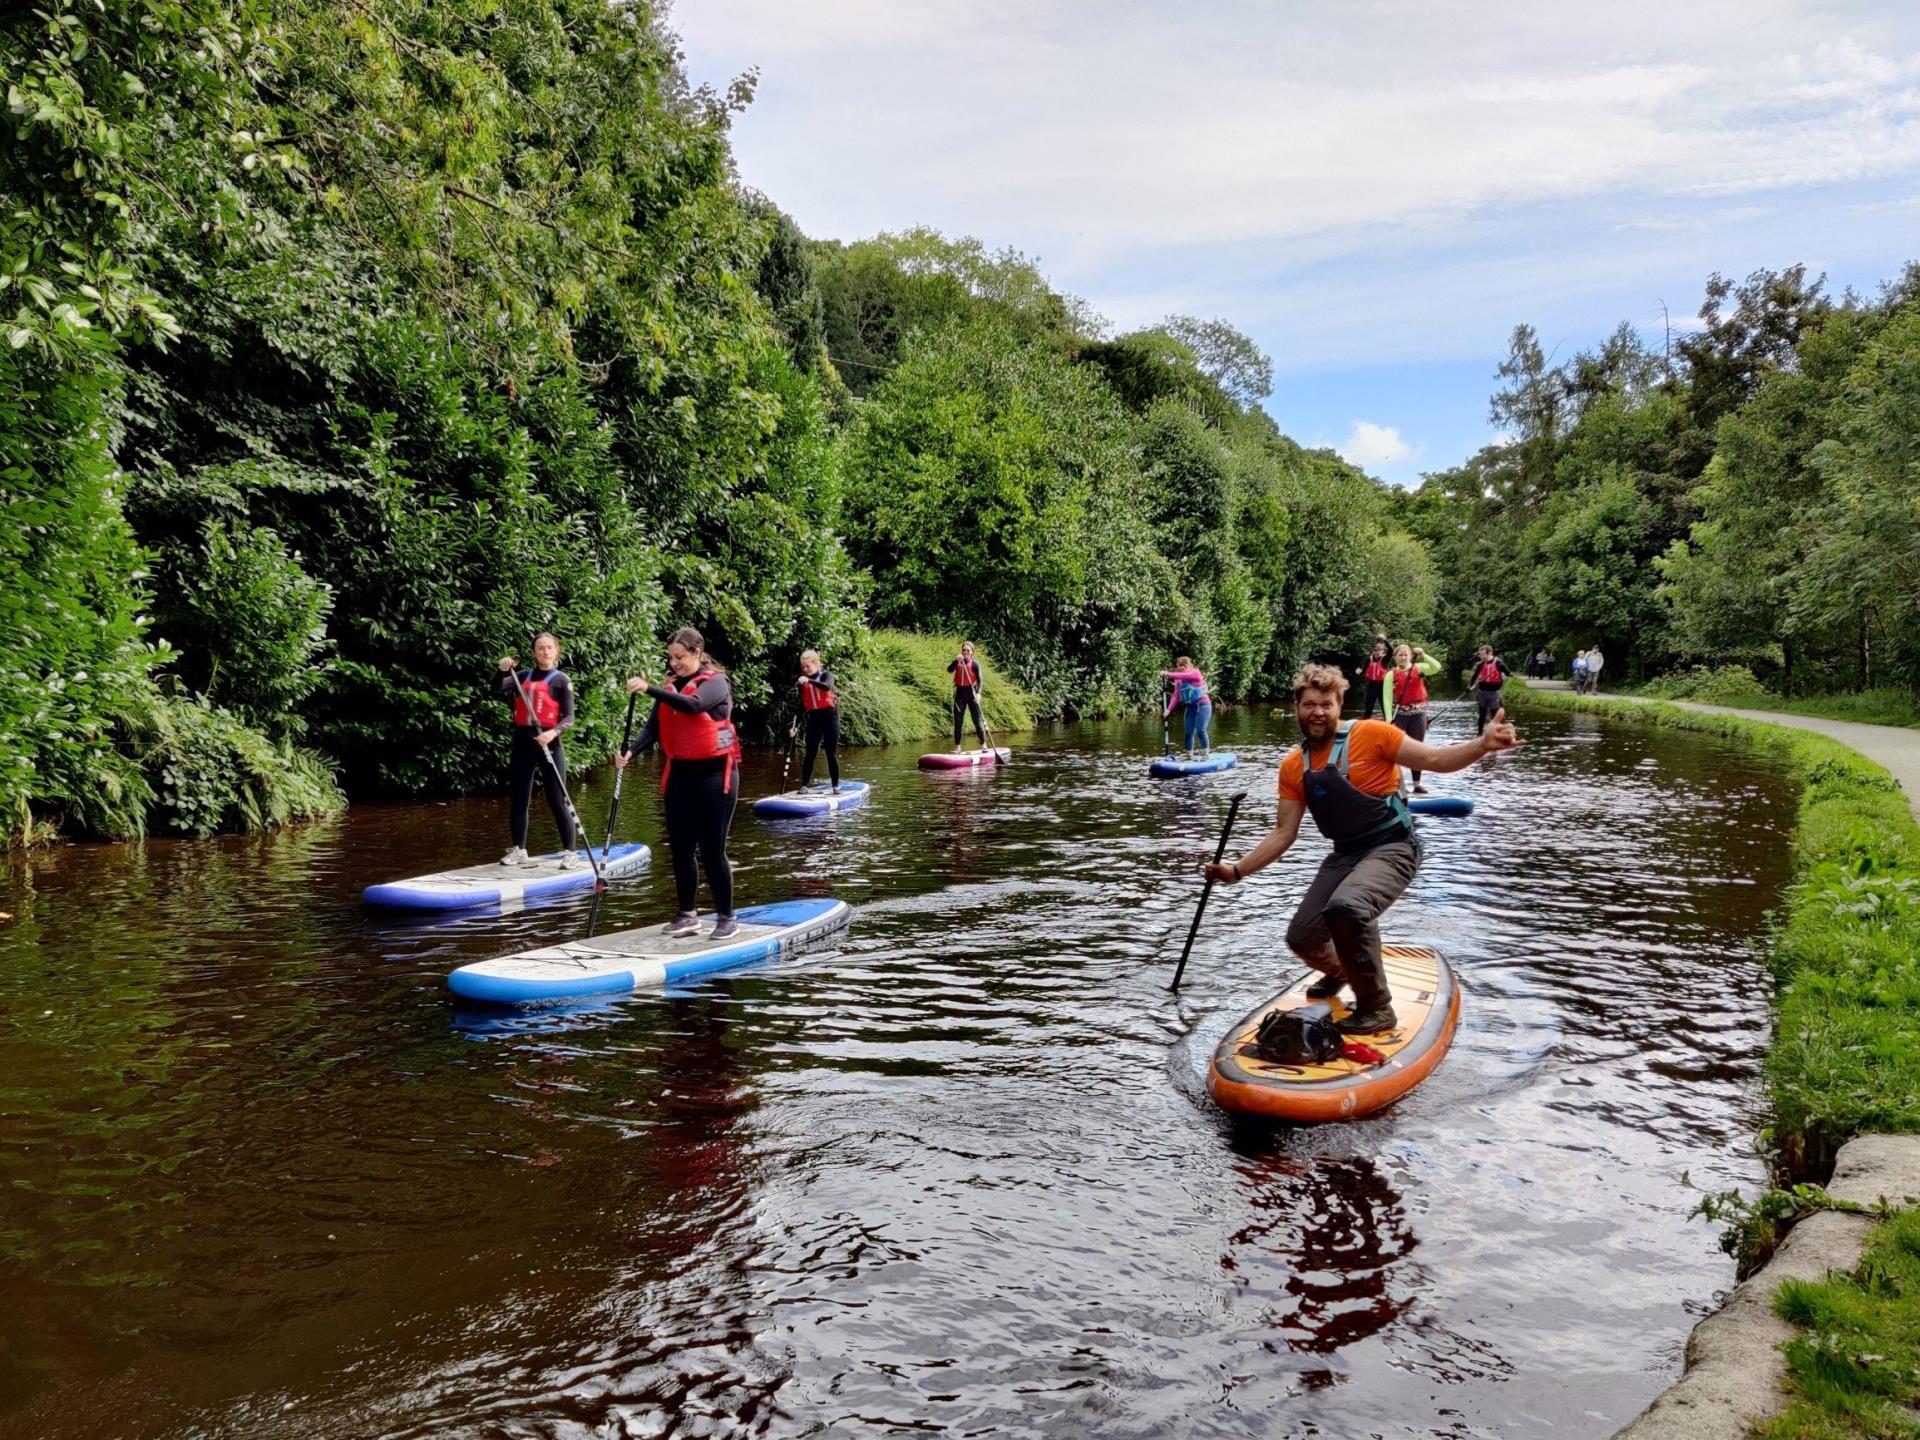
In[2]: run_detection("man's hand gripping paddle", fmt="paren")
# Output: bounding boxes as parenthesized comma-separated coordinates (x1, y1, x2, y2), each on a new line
(1169, 789, 1247, 992)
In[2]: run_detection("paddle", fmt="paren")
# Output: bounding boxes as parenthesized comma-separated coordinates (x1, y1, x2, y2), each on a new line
(778, 681, 802, 793)
(1162, 682, 1172, 756)
(584, 689, 638, 938)
(504, 662, 606, 895)
(981, 704, 1009, 765)
(1169, 789, 1247, 992)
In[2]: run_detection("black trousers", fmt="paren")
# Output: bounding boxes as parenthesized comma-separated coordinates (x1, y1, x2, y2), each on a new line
(800, 707, 840, 787)
(1476, 687, 1503, 733)
(952, 689, 986, 749)
(509, 732, 574, 849)
(1393, 709, 1428, 783)
(1362, 679, 1384, 718)
(664, 758, 736, 917)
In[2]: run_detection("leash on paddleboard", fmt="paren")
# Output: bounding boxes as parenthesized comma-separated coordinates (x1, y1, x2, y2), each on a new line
(584, 689, 638, 938)
(505, 662, 607, 897)
(1169, 789, 1247, 992)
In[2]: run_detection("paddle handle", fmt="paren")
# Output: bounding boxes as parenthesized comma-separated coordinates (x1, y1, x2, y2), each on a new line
(1169, 789, 1247, 992)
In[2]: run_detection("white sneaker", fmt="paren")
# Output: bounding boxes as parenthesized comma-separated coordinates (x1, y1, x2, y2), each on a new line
(500, 846, 529, 867)
(556, 850, 584, 871)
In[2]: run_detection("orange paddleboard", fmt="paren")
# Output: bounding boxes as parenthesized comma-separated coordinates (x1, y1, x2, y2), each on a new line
(1208, 945, 1460, 1123)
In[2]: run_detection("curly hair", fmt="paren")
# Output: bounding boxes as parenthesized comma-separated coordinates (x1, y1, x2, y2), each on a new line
(1291, 663, 1350, 701)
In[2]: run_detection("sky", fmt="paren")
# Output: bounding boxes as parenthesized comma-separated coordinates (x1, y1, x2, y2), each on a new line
(671, 0, 1920, 486)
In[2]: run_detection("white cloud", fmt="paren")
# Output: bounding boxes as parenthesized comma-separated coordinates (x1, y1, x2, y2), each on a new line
(1339, 422, 1414, 469)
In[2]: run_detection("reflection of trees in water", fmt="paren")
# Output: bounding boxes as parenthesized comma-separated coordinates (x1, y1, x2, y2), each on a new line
(1222, 1143, 1417, 1358)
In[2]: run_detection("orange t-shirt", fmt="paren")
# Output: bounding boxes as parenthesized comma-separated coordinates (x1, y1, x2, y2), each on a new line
(1278, 720, 1407, 804)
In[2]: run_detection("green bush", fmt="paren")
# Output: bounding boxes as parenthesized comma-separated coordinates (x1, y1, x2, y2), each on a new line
(835, 630, 1034, 747)
(129, 690, 342, 839)
(1642, 664, 1776, 706)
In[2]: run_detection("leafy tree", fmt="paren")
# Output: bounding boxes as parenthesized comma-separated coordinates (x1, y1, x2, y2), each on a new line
(1159, 316, 1273, 408)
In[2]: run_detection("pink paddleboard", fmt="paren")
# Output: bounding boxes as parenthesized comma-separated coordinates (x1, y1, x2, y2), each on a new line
(918, 748, 1012, 770)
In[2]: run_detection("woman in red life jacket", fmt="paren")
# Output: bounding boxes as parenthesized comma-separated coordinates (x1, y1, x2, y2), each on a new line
(1360, 639, 1388, 719)
(796, 649, 840, 791)
(1472, 645, 1509, 735)
(1159, 656, 1213, 755)
(947, 641, 988, 752)
(1390, 642, 1436, 794)
(496, 632, 580, 868)
(615, 628, 741, 939)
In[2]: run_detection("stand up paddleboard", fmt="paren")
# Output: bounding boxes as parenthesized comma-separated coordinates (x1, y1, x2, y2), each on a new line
(1149, 752, 1239, 777)
(753, 779, 871, 819)
(448, 897, 852, 1004)
(1208, 946, 1460, 1123)
(919, 748, 1011, 770)
(1407, 796, 1474, 817)
(363, 844, 651, 912)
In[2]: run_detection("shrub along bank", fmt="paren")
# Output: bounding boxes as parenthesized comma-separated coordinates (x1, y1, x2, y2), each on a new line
(1514, 685, 1920, 1436)
(833, 631, 1033, 749)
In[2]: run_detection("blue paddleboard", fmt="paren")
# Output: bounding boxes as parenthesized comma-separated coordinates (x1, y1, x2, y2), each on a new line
(752, 779, 871, 819)
(1149, 752, 1240, 778)
(1408, 796, 1474, 817)
(363, 843, 651, 912)
(447, 897, 853, 1004)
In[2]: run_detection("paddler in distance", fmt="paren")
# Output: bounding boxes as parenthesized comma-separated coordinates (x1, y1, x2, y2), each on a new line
(1203, 663, 1521, 1035)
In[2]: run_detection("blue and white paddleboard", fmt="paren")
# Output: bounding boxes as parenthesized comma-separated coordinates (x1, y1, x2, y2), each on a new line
(1149, 752, 1240, 778)
(1408, 795, 1475, 817)
(752, 779, 872, 819)
(363, 843, 651, 912)
(448, 897, 852, 1004)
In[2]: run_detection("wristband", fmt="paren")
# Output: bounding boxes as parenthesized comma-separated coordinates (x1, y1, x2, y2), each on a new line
(1230, 862, 1242, 882)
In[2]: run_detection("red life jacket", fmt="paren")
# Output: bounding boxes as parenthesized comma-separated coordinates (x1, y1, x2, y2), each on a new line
(1364, 658, 1386, 682)
(512, 671, 563, 729)
(1394, 668, 1429, 707)
(656, 669, 738, 794)
(1476, 661, 1504, 687)
(800, 674, 836, 711)
(953, 658, 980, 689)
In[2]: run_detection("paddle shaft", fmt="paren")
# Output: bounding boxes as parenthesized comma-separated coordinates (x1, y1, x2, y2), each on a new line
(583, 690, 639, 937)
(1169, 789, 1247, 992)
(505, 664, 605, 889)
(1162, 684, 1171, 755)
(779, 681, 802, 792)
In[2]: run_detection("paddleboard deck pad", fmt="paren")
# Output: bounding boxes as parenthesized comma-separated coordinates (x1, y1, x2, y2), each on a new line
(1407, 796, 1474, 817)
(1149, 752, 1239, 777)
(364, 843, 651, 912)
(448, 897, 852, 1004)
(919, 748, 1011, 770)
(753, 779, 872, 818)
(1208, 945, 1460, 1123)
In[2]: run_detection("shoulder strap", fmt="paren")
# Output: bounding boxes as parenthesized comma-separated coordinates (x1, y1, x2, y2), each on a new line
(1329, 723, 1353, 779)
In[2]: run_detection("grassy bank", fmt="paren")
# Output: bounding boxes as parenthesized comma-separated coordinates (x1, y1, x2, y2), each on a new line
(836, 631, 1035, 748)
(1514, 685, 1920, 1436)
(1629, 667, 1920, 731)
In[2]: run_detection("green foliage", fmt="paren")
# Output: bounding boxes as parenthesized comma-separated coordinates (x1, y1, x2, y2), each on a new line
(130, 689, 341, 838)
(1759, 1208, 1920, 1439)
(1640, 664, 1776, 707)
(834, 631, 1033, 748)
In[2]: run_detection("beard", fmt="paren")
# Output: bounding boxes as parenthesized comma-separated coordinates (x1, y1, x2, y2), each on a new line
(1298, 711, 1339, 741)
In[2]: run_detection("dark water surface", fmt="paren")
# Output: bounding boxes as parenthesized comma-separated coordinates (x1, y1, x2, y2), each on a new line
(1, 703, 1795, 1439)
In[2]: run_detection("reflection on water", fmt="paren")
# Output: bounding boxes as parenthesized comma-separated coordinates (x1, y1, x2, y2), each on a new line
(0, 703, 1792, 1438)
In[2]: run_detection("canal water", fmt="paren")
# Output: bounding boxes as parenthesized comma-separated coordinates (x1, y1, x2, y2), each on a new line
(0, 701, 1795, 1438)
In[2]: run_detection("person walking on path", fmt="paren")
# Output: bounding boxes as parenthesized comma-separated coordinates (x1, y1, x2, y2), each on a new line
(795, 649, 841, 791)
(1360, 640, 1389, 719)
(1572, 649, 1590, 695)
(617, 628, 741, 940)
(947, 641, 989, 752)
(1203, 664, 1521, 1034)
(1472, 645, 1509, 734)
(1162, 657, 1214, 755)
(1389, 643, 1443, 793)
(1585, 644, 1606, 694)
(497, 632, 580, 868)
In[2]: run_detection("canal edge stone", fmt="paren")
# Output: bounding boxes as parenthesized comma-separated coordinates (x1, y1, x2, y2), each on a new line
(1611, 1134, 1920, 1439)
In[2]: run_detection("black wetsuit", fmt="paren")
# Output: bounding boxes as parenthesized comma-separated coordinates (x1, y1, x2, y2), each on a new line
(1473, 658, 1509, 733)
(948, 657, 987, 749)
(627, 673, 736, 917)
(798, 670, 840, 787)
(500, 668, 576, 850)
